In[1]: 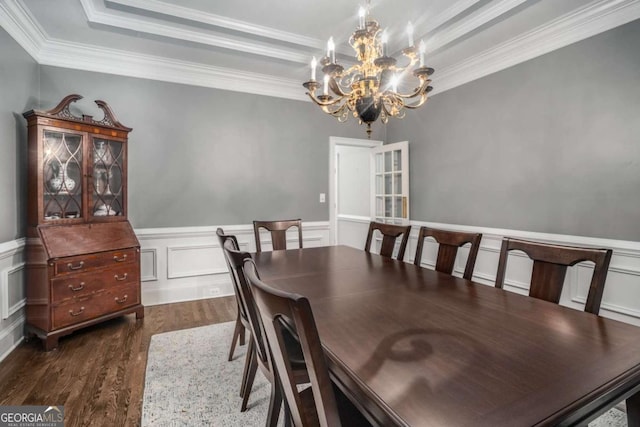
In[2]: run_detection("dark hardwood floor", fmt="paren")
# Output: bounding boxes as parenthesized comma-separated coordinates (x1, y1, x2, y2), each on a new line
(0, 296, 237, 426)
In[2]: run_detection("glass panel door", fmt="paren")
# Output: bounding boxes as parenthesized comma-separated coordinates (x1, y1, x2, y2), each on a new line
(43, 130, 83, 221)
(371, 141, 409, 225)
(90, 138, 125, 218)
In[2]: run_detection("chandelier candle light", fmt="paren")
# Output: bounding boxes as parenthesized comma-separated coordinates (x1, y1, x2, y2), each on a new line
(303, 3, 434, 138)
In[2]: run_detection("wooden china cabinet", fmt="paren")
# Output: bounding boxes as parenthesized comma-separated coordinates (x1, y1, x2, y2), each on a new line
(23, 94, 144, 351)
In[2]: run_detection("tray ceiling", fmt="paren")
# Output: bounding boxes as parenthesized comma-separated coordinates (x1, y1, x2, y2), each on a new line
(1, 0, 639, 101)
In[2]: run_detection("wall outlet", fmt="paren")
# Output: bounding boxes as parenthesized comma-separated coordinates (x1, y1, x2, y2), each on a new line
(319, 193, 326, 203)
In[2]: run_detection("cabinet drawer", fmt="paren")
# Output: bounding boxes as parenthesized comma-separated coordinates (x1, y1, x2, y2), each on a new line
(51, 283, 139, 330)
(51, 264, 139, 304)
(53, 248, 137, 275)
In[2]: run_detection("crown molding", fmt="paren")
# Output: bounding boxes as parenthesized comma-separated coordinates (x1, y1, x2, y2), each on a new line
(434, 0, 640, 94)
(80, 0, 313, 64)
(105, 0, 326, 51)
(0, 0, 44, 59)
(2, 0, 639, 102)
(424, 0, 530, 54)
(37, 38, 307, 101)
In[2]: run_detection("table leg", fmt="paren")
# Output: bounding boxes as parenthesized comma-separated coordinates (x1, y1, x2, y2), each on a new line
(627, 391, 640, 427)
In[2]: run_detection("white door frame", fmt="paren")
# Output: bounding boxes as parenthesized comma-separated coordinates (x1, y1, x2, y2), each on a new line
(329, 136, 383, 245)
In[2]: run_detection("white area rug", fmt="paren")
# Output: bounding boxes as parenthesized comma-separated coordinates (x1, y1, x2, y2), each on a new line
(142, 322, 627, 426)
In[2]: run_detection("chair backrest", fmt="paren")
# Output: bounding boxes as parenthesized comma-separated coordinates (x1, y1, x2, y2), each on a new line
(220, 238, 271, 368)
(243, 258, 342, 427)
(364, 221, 411, 261)
(494, 238, 613, 314)
(216, 228, 249, 322)
(253, 219, 303, 253)
(414, 227, 482, 280)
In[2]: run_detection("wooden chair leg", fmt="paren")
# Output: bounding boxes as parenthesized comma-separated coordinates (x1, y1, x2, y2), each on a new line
(227, 313, 243, 361)
(239, 339, 255, 397)
(266, 381, 283, 427)
(240, 348, 258, 412)
(239, 325, 246, 346)
(627, 391, 640, 427)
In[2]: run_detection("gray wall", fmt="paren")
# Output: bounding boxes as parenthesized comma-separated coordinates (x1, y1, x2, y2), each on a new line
(35, 67, 384, 229)
(388, 19, 640, 241)
(0, 28, 38, 242)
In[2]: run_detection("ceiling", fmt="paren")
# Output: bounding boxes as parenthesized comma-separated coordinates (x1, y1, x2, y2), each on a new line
(1, 0, 639, 101)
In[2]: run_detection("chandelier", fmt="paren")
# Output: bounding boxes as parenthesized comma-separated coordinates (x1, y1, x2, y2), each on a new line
(303, 3, 434, 138)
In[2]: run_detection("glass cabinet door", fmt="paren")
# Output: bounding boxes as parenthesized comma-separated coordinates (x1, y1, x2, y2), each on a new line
(90, 138, 125, 218)
(43, 130, 83, 221)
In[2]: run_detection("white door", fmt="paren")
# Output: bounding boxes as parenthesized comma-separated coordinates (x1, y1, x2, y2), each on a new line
(371, 141, 409, 224)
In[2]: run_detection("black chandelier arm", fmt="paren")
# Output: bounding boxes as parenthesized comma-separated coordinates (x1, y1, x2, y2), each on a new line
(329, 77, 351, 97)
(391, 78, 431, 100)
(402, 91, 429, 109)
(307, 91, 346, 107)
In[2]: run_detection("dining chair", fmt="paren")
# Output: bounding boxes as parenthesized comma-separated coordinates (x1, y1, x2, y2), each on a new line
(253, 219, 303, 253)
(221, 240, 308, 424)
(414, 227, 482, 280)
(215, 228, 246, 361)
(494, 238, 613, 314)
(243, 258, 372, 427)
(364, 221, 411, 261)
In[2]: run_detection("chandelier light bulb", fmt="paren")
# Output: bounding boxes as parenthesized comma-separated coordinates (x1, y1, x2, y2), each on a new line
(323, 74, 329, 95)
(327, 37, 336, 63)
(381, 29, 389, 56)
(358, 6, 366, 29)
(407, 21, 414, 47)
(419, 39, 426, 67)
(391, 74, 399, 92)
(310, 56, 317, 81)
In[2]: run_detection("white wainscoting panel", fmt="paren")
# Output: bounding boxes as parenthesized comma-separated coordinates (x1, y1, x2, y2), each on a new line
(408, 221, 640, 327)
(135, 221, 330, 306)
(337, 214, 370, 249)
(0, 238, 26, 363)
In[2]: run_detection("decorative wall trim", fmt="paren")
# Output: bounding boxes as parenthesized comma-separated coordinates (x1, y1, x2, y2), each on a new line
(140, 248, 157, 282)
(337, 214, 372, 225)
(104, 0, 327, 51)
(2, 0, 638, 101)
(1, 262, 25, 319)
(0, 315, 25, 363)
(423, 0, 530, 54)
(80, 0, 313, 64)
(0, 238, 26, 364)
(434, 0, 640, 94)
(135, 221, 331, 306)
(406, 220, 640, 324)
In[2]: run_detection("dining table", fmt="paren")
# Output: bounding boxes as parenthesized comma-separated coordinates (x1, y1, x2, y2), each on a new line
(252, 245, 640, 427)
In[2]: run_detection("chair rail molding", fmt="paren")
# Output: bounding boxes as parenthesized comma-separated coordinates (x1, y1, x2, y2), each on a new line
(135, 221, 331, 306)
(406, 220, 640, 326)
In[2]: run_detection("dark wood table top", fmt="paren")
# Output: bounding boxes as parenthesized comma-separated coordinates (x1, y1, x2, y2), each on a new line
(252, 245, 640, 427)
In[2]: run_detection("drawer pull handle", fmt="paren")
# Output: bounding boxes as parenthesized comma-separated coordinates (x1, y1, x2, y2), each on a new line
(67, 261, 85, 270)
(113, 254, 127, 262)
(69, 282, 85, 292)
(115, 295, 128, 304)
(69, 307, 85, 316)
(114, 273, 128, 281)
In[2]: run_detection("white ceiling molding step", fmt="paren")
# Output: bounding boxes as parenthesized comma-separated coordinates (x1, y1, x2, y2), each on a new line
(37, 39, 307, 101)
(422, 0, 530, 54)
(1, 0, 639, 101)
(105, 0, 326, 51)
(80, 0, 313, 63)
(0, 0, 44, 59)
(434, 0, 640, 94)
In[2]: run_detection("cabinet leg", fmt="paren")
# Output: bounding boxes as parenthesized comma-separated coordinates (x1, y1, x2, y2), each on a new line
(43, 335, 59, 352)
(136, 306, 145, 320)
